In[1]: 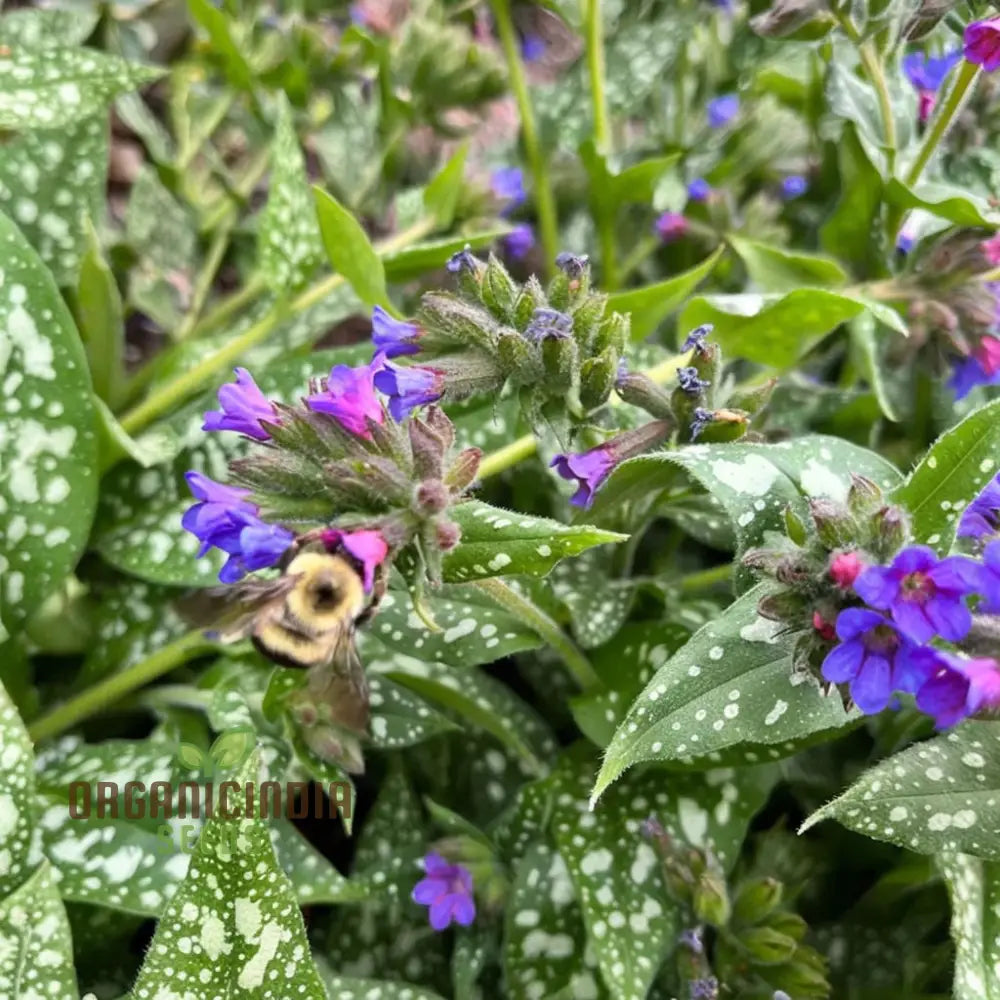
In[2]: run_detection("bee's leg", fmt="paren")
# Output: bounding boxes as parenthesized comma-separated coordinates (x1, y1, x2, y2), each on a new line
(356, 571, 387, 627)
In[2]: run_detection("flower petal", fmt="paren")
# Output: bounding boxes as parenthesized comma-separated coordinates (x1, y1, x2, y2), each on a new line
(851, 654, 892, 714)
(822, 639, 862, 684)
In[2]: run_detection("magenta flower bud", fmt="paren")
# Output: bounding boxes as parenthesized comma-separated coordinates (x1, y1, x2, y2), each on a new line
(203, 367, 277, 440)
(903, 49, 961, 120)
(655, 212, 689, 243)
(829, 550, 864, 589)
(412, 852, 476, 931)
(982, 233, 1000, 265)
(435, 520, 462, 551)
(306, 358, 385, 437)
(371, 305, 422, 358)
(965, 17, 1000, 71)
(373, 362, 444, 421)
(320, 527, 389, 592)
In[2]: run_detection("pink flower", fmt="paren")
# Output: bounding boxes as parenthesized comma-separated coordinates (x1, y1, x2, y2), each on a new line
(982, 233, 1000, 266)
(306, 358, 385, 437)
(965, 18, 1000, 71)
(830, 551, 864, 589)
(655, 212, 689, 243)
(320, 528, 388, 591)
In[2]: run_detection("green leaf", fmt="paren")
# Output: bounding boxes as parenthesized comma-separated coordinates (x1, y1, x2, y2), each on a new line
(678, 288, 879, 368)
(802, 720, 1000, 860)
(606, 247, 724, 341)
(365, 585, 541, 667)
(549, 549, 637, 649)
(259, 96, 325, 293)
(892, 399, 1000, 555)
(591, 585, 857, 803)
(850, 310, 901, 422)
(0, 679, 36, 898)
(0, 114, 108, 287)
(314, 186, 388, 308)
(886, 178, 1000, 227)
(74, 218, 126, 408)
(0, 862, 77, 999)
(187, 0, 254, 90)
(316, 971, 447, 1000)
(728, 235, 849, 292)
(443, 501, 627, 584)
(382, 229, 510, 283)
(129, 752, 329, 999)
(610, 153, 682, 206)
(365, 674, 460, 750)
(0, 210, 99, 631)
(0, 46, 162, 130)
(0, 6, 99, 49)
(423, 143, 469, 228)
(939, 852, 1000, 1000)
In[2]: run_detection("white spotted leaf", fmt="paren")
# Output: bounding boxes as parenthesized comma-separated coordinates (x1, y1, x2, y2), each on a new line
(259, 96, 325, 293)
(0, 46, 161, 130)
(365, 674, 461, 750)
(316, 970, 448, 1000)
(443, 501, 627, 583)
(0, 678, 36, 898)
(591, 585, 856, 804)
(0, 861, 78, 999)
(802, 720, 1000, 860)
(130, 751, 329, 1000)
(0, 7, 99, 50)
(939, 852, 1000, 1000)
(892, 398, 1000, 555)
(0, 210, 99, 631)
(0, 114, 108, 286)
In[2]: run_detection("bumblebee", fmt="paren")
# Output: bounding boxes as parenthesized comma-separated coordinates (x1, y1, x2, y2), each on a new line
(179, 541, 381, 772)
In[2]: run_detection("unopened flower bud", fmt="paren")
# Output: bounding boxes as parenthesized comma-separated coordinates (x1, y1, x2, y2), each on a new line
(435, 519, 462, 551)
(592, 311, 629, 355)
(615, 366, 676, 421)
(757, 589, 809, 623)
(498, 330, 543, 385)
(847, 474, 883, 519)
(693, 869, 731, 927)
(554, 252, 590, 281)
(733, 876, 783, 924)
(812, 610, 835, 641)
(808, 498, 856, 550)
(481, 254, 519, 320)
(579, 349, 619, 411)
(541, 328, 579, 393)
(445, 447, 482, 492)
(415, 480, 449, 514)
(548, 253, 591, 309)
(739, 926, 798, 965)
(446, 244, 486, 296)
(784, 505, 809, 546)
(829, 550, 864, 589)
(872, 504, 909, 558)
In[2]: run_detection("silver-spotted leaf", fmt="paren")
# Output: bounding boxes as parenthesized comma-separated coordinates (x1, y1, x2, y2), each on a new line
(940, 852, 1000, 1000)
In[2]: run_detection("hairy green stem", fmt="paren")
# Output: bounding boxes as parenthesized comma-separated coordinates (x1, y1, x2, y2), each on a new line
(489, 0, 559, 270)
(472, 577, 599, 688)
(28, 632, 214, 744)
(583, 0, 611, 155)
(859, 43, 897, 177)
(678, 562, 732, 593)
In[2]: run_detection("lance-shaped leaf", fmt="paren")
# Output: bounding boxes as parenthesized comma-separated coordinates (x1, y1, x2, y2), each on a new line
(188, 0, 254, 90)
(727, 235, 849, 292)
(0, 680, 36, 898)
(886, 178, 1000, 227)
(591, 586, 856, 803)
(892, 398, 1000, 555)
(259, 97, 325, 293)
(0, 46, 162, 130)
(0, 6, 99, 48)
(803, 720, 1000, 860)
(316, 970, 448, 1000)
(423, 143, 468, 228)
(939, 852, 1000, 1000)
(443, 501, 627, 583)
(130, 751, 329, 1000)
(0, 210, 99, 631)
(382, 229, 510, 283)
(314, 186, 389, 308)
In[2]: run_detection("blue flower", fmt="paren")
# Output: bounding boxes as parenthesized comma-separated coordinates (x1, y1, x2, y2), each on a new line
(490, 167, 526, 214)
(949, 335, 1000, 399)
(821, 608, 922, 714)
(707, 93, 739, 128)
(853, 545, 984, 643)
(555, 252, 589, 278)
(690, 978, 719, 1000)
(520, 33, 546, 62)
(781, 175, 808, 199)
(916, 650, 1000, 728)
(446, 245, 480, 274)
(525, 307, 573, 340)
(551, 445, 617, 507)
(373, 362, 444, 420)
(218, 512, 295, 583)
(691, 407, 715, 439)
(202, 368, 277, 440)
(682, 324, 713, 353)
(411, 853, 475, 931)
(677, 366, 710, 394)
(371, 305, 421, 358)
(687, 177, 712, 202)
(959, 474, 1000, 539)
(903, 50, 961, 92)
(502, 223, 535, 260)
(896, 226, 917, 254)
(978, 539, 1000, 613)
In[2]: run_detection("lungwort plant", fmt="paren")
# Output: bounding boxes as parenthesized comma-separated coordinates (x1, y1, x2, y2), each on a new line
(8, 1, 1000, 999)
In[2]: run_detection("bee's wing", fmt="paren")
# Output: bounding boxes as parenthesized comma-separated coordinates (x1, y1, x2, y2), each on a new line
(306, 627, 370, 735)
(175, 577, 296, 643)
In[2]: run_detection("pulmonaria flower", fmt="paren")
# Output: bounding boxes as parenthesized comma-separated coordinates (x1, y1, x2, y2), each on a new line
(982, 233, 1000, 265)
(690, 978, 720, 1000)
(949, 335, 1000, 399)
(916, 651, 1000, 728)
(903, 50, 961, 121)
(520, 33, 546, 62)
(371, 305, 421, 358)
(853, 545, 984, 643)
(830, 550, 864, 589)
(812, 610, 836, 641)
(525, 307, 572, 340)
(965, 17, 1000, 72)
(679, 928, 704, 955)
(707, 93, 739, 128)
(781, 175, 807, 199)
(821, 609, 919, 714)
(687, 178, 711, 202)
(691, 407, 715, 439)
(959, 475, 1000, 539)
(677, 366, 710, 393)
(978, 540, 1000, 612)
(554, 252, 589, 278)
(551, 446, 617, 508)
(502, 223, 535, 260)
(320, 528, 388, 591)
(411, 853, 476, 931)
(182, 472, 257, 556)
(446, 246, 480, 274)
(373, 362, 444, 421)
(655, 212, 689, 243)
(217, 511, 296, 583)
(307, 359, 385, 437)
(896, 221, 917, 254)
(683, 324, 713, 354)
(490, 167, 526, 214)
(203, 368, 277, 440)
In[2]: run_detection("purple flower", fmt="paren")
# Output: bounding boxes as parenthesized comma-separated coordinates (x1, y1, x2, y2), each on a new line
(916, 651, 1000, 728)
(371, 305, 421, 358)
(691, 407, 715, 439)
(502, 223, 535, 260)
(490, 167, 526, 214)
(949, 336, 1000, 399)
(446, 246, 480, 274)
(982, 233, 1000, 265)
(655, 212, 689, 243)
(555, 252, 589, 278)
(853, 545, 983, 644)
(525, 307, 573, 340)
(821, 608, 921, 714)
(218, 511, 295, 583)
(551, 445, 617, 508)
(411, 853, 476, 931)
(959, 474, 1000, 539)
(965, 18, 1000, 72)
(781, 175, 808, 199)
(373, 362, 443, 421)
(307, 359, 385, 437)
(520, 33, 546, 62)
(707, 93, 739, 128)
(320, 528, 388, 592)
(903, 50, 961, 121)
(679, 927, 704, 954)
(677, 366, 710, 394)
(682, 324, 713, 353)
(690, 978, 719, 1000)
(181, 472, 256, 556)
(896, 225, 917, 254)
(978, 540, 1000, 613)
(687, 177, 711, 202)
(202, 368, 277, 440)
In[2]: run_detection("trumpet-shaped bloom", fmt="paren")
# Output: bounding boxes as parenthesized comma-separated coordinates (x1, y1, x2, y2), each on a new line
(551, 445, 617, 508)
(965, 17, 1000, 72)
(411, 853, 476, 931)
(371, 305, 422, 358)
(959, 475, 1000, 539)
(502, 223, 535, 260)
(373, 362, 444, 421)
(203, 368, 277, 440)
(916, 651, 1000, 728)
(307, 359, 385, 436)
